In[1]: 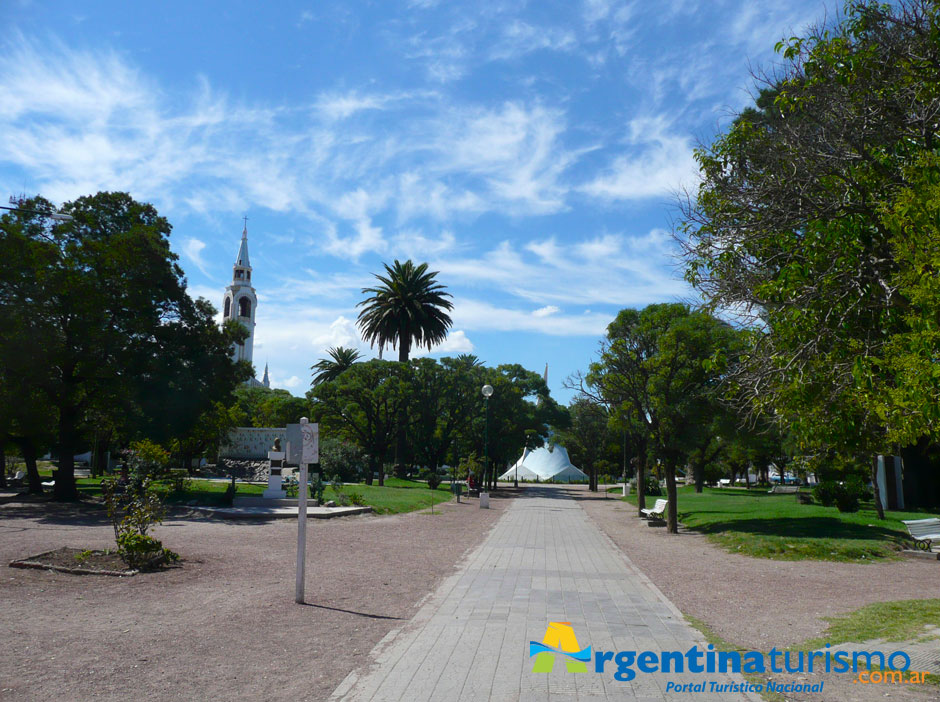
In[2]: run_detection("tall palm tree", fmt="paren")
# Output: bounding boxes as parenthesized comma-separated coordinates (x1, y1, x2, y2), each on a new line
(357, 260, 453, 475)
(311, 346, 362, 386)
(356, 260, 454, 362)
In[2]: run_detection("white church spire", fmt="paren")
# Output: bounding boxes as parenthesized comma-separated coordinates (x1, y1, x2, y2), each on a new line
(236, 222, 250, 268)
(221, 221, 258, 375)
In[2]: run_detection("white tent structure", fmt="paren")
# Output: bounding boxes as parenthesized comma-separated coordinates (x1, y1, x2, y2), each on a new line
(499, 445, 588, 483)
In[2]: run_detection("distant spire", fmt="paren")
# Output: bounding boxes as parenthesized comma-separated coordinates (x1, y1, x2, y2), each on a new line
(235, 221, 250, 268)
(262, 362, 270, 388)
(543, 363, 548, 384)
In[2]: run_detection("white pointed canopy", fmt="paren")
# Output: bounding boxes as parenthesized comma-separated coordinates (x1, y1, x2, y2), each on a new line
(499, 445, 588, 483)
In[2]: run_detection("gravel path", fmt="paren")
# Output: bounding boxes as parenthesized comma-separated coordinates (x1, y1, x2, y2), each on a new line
(576, 486, 940, 701)
(0, 492, 508, 702)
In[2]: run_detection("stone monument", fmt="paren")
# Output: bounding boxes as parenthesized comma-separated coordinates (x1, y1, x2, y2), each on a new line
(262, 437, 287, 498)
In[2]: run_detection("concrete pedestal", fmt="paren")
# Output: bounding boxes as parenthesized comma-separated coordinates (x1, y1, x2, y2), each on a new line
(479, 492, 490, 509)
(263, 451, 287, 498)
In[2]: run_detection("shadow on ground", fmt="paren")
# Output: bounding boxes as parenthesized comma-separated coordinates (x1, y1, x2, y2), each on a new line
(689, 516, 905, 542)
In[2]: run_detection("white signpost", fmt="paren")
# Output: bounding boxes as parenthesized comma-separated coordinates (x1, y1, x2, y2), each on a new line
(294, 417, 319, 604)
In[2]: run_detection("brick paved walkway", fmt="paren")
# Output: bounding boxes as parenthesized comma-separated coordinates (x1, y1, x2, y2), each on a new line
(330, 486, 759, 701)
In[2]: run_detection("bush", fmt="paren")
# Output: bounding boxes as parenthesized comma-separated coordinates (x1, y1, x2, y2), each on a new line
(319, 438, 365, 482)
(117, 533, 179, 571)
(813, 480, 840, 507)
(420, 468, 442, 490)
(103, 477, 177, 569)
(835, 489, 860, 513)
(631, 473, 662, 496)
(346, 491, 365, 506)
(813, 477, 867, 512)
(125, 439, 170, 481)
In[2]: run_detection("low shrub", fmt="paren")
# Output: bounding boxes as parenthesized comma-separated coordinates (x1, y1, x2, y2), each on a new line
(420, 468, 442, 490)
(117, 533, 179, 571)
(813, 480, 840, 507)
(813, 478, 867, 513)
(630, 474, 662, 496)
(103, 476, 177, 569)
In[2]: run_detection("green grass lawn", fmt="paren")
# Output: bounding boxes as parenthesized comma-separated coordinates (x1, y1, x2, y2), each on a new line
(68, 474, 453, 514)
(800, 599, 940, 649)
(327, 479, 454, 514)
(623, 486, 936, 562)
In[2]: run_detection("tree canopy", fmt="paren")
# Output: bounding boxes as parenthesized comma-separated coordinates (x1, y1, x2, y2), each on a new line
(678, 0, 940, 512)
(0, 192, 249, 499)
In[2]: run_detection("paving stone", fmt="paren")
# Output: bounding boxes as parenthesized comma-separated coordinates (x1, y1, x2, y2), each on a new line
(330, 486, 760, 701)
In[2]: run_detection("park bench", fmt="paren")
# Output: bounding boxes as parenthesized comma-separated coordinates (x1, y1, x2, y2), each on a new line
(768, 485, 800, 494)
(8, 471, 27, 487)
(902, 518, 940, 551)
(640, 498, 667, 520)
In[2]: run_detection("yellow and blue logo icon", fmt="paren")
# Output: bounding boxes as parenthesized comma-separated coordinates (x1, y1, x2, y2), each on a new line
(529, 622, 592, 673)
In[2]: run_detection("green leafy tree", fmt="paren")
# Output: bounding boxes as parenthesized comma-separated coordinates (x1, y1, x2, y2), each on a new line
(587, 304, 741, 532)
(679, 0, 940, 517)
(311, 346, 362, 386)
(462, 364, 568, 490)
(256, 389, 309, 428)
(309, 360, 412, 486)
(0, 193, 249, 500)
(555, 399, 614, 491)
(356, 259, 454, 471)
(406, 357, 483, 474)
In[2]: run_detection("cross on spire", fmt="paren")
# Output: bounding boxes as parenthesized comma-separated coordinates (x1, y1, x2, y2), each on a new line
(242, 215, 249, 235)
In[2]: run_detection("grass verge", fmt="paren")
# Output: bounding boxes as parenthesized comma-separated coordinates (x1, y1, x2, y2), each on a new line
(622, 486, 934, 562)
(682, 614, 785, 702)
(69, 475, 454, 514)
(799, 599, 940, 650)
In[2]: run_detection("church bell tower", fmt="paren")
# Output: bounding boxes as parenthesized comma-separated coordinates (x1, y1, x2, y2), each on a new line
(222, 223, 258, 369)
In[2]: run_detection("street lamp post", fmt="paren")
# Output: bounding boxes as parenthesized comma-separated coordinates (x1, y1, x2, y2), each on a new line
(482, 384, 493, 494)
(0, 204, 73, 221)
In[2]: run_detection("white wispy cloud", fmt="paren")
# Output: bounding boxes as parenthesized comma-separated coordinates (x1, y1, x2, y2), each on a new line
(489, 21, 577, 60)
(532, 305, 560, 318)
(0, 36, 585, 259)
(433, 229, 687, 307)
(182, 237, 213, 278)
(453, 299, 610, 336)
(579, 116, 698, 201)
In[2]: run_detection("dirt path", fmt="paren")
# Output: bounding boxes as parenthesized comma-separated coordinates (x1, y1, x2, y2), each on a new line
(576, 486, 940, 701)
(0, 492, 510, 702)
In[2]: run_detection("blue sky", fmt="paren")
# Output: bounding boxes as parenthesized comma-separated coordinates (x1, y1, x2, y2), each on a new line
(1, 0, 828, 401)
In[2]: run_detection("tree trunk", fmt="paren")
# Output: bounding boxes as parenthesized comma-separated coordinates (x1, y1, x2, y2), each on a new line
(395, 340, 409, 481)
(744, 465, 751, 489)
(871, 455, 885, 520)
(365, 455, 375, 485)
(728, 465, 736, 488)
(22, 439, 43, 494)
(665, 457, 678, 534)
(693, 461, 704, 493)
(0, 443, 6, 489)
(378, 460, 385, 487)
(94, 434, 110, 477)
(778, 462, 786, 486)
(54, 407, 79, 501)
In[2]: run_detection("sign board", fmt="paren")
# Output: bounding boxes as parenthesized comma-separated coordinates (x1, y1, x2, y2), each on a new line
(285, 422, 319, 465)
